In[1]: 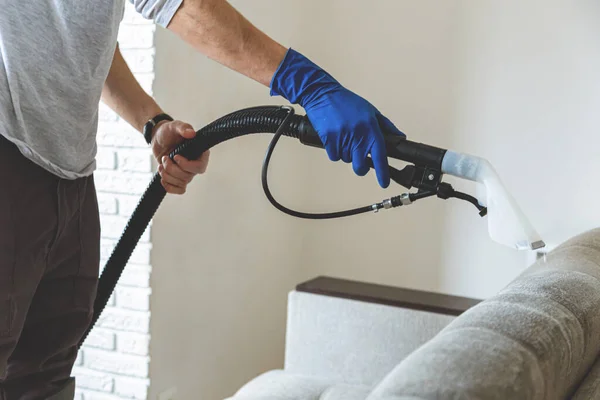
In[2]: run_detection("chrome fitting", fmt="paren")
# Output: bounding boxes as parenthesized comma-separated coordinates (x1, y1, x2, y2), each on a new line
(383, 198, 393, 209)
(400, 193, 412, 206)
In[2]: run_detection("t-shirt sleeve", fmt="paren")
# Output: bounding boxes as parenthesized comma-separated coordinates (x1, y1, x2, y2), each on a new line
(129, 0, 184, 27)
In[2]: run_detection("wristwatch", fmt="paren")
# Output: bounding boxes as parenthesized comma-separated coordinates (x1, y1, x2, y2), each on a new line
(143, 113, 173, 144)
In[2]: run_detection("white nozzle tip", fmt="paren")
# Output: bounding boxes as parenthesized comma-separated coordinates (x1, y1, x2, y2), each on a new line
(441, 150, 544, 251)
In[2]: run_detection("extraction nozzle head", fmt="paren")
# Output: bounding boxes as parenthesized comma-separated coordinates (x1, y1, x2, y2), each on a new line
(441, 151, 545, 251)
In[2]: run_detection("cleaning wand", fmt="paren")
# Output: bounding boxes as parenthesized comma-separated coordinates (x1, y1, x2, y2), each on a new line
(288, 107, 545, 251)
(78, 105, 545, 349)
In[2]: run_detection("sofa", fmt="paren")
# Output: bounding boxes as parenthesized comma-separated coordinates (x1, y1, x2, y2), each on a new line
(227, 228, 600, 400)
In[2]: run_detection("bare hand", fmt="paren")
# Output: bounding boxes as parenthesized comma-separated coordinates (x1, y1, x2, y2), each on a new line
(151, 120, 210, 195)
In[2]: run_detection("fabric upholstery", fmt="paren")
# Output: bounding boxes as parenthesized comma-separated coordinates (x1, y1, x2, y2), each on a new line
(226, 370, 371, 400)
(367, 228, 600, 400)
(571, 355, 600, 399)
(285, 291, 455, 386)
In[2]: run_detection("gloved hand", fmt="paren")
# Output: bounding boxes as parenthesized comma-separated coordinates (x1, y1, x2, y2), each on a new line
(270, 48, 405, 188)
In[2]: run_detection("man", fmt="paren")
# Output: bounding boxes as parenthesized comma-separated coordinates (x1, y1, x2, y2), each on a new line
(0, 0, 403, 398)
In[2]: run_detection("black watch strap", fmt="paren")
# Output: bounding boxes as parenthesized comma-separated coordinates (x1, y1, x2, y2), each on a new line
(143, 113, 173, 144)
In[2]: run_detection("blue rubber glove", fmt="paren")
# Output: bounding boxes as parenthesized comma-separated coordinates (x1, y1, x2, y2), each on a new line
(270, 48, 405, 188)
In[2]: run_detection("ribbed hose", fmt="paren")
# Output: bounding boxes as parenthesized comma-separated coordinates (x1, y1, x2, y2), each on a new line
(78, 106, 304, 348)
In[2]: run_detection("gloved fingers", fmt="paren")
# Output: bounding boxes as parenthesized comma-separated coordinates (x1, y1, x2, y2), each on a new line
(326, 147, 341, 162)
(321, 135, 341, 161)
(341, 149, 352, 163)
(350, 126, 370, 175)
(377, 113, 406, 137)
(352, 148, 370, 176)
(340, 130, 354, 163)
(370, 135, 391, 188)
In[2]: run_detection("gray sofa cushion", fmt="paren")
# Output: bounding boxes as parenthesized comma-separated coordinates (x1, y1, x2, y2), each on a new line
(227, 370, 371, 400)
(367, 228, 600, 400)
(571, 355, 600, 399)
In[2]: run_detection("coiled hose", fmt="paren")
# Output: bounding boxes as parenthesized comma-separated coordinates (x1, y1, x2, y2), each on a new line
(78, 105, 309, 348)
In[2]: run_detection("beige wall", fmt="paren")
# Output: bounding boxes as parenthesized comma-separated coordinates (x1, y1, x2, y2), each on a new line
(149, 1, 600, 399)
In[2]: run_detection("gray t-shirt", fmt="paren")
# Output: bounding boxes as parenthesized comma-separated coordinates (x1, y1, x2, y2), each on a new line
(0, 0, 182, 179)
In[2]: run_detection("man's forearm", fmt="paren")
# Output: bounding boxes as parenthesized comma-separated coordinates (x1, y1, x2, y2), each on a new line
(101, 45, 163, 132)
(167, 0, 287, 87)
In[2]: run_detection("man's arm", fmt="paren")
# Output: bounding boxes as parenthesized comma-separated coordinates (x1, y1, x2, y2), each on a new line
(167, 0, 287, 87)
(165, 0, 404, 188)
(102, 45, 210, 195)
(101, 44, 163, 132)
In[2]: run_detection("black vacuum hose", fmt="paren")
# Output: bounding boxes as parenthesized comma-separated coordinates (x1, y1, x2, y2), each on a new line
(79, 105, 448, 348)
(79, 106, 307, 348)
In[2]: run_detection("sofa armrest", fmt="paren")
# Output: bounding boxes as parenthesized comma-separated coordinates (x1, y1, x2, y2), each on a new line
(296, 276, 480, 317)
(284, 276, 480, 386)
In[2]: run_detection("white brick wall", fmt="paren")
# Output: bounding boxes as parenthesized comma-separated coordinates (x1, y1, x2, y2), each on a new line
(78, 4, 156, 399)
(117, 332, 150, 356)
(97, 308, 151, 333)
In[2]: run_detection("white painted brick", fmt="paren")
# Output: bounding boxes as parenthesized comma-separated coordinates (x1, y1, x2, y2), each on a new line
(128, 242, 152, 265)
(81, 390, 122, 400)
(98, 244, 119, 279)
(99, 103, 118, 122)
(100, 215, 150, 243)
(84, 329, 116, 350)
(97, 307, 150, 334)
(94, 171, 154, 195)
(97, 123, 147, 148)
(96, 148, 117, 170)
(73, 367, 114, 392)
(83, 349, 149, 378)
(117, 195, 144, 217)
(119, 266, 151, 288)
(121, 49, 155, 74)
(99, 240, 114, 262)
(107, 292, 116, 307)
(97, 193, 118, 215)
(118, 149, 153, 173)
(75, 351, 84, 366)
(118, 25, 155, 49)
(80, 10, 154, 400)
(116, 287, 151, 311)
(100, 240, 151, 265)
(117, 332, 149, 356)
(100, 261, 151, 276)
(114, 376, 149, 399)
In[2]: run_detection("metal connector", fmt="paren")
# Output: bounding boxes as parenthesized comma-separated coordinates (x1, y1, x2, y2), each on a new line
(371, 194, 414, 213)
(400, 193, 412, 206)
(383, 198, 393, 209)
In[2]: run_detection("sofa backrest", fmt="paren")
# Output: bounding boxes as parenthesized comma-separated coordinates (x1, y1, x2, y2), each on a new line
(284, 276, 480, 387)
(367, 228, 600, 400)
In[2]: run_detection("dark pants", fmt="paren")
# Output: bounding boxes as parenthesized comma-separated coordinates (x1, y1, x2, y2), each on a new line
(0, 134, 100, 399)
